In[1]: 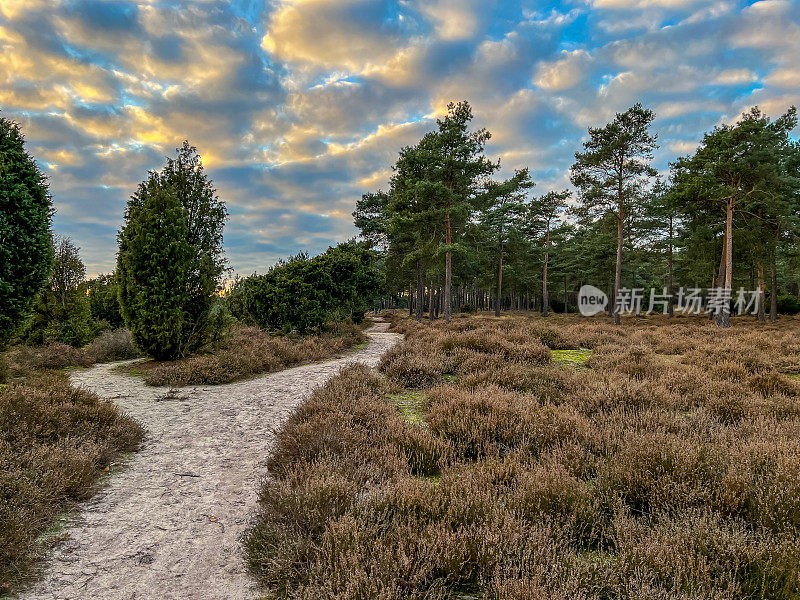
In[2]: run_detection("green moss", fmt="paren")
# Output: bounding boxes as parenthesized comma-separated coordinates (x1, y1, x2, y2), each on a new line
(385, 390, 426, 424)
(785, 373, 800, 380)
(551, 348, 592, 368)
(441, 374, 459, 383)
(111, 361, 147, 377)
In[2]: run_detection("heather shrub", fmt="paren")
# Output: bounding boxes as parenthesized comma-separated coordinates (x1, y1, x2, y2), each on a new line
(0, 372, 144, 591)
(141, 322, 366, 387)
(85, 328, 140, 363)
(247, 313, 800, 599)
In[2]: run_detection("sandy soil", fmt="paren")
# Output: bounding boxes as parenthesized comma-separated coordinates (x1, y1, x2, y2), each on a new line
(17, 321, 400, 600)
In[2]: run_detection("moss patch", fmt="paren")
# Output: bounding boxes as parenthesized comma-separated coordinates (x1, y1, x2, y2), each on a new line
(385, 390, 426, 424)
(551, 348, 592, 368)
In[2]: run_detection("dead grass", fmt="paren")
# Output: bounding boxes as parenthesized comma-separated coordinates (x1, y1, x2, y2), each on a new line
(246, 312, 800, 599)
(3, 328, 140, 375)
(0, 366, 144, 594)
(138, 322, 368, 387)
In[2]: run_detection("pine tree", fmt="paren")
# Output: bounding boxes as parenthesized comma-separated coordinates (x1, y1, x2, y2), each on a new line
(571, 104, 658, 325)
(426, 102, 498, 321)
(526, 190, 570, 316)
(672, 106, 797, 327)
(480, 169, 535, 316)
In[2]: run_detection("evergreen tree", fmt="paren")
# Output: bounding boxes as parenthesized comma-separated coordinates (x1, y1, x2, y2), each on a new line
(0, 116, 53, 348)
(353, 191, 390, 251)
(25, 236, 92, 347)
(117, 142, 227, 360)
(425, 101, 498, 321)
(672, 106, 797, 327)
(571, 103, 658, 325)
(87, 273, 125, 329)
(526, 190, 570, 316)
(481, 169, 535, 316)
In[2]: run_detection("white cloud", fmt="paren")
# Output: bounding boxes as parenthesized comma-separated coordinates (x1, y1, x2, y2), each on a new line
(535, 50, 591, 91)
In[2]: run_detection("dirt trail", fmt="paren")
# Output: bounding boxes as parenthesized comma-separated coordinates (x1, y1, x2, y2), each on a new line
(18, 321, 400, 600)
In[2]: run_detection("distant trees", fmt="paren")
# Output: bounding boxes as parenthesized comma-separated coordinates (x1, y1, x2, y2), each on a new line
(355, 100, 800, 323)
(229, 241, 381, 332)
(481, 169, 535, 317)
(526, 190, 570, 317)
(24, 236, 93, 347)
(117, 142, 227, 360)
(87, 273, 124, 329)
(0, 117, 53, 348)
(571, 104, 658, 325)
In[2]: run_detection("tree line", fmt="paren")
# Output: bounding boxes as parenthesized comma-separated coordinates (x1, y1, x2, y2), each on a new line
(1, 120, 379, 359)
(354, 101, 800, 327)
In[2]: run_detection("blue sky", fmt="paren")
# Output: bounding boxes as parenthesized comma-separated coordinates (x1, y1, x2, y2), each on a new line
(1, 0, 798, 275)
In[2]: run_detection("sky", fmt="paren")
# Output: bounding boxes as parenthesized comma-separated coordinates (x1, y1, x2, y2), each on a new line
(1, 0, 798, 276)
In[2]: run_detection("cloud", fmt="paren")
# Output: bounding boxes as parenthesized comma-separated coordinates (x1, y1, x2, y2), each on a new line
(262, 0, 409, 71)
(0, 0, 797, 276)
(535, 50, 591, 91)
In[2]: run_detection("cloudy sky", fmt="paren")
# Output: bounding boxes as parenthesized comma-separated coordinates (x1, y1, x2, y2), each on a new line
(1, 0, 798, 275)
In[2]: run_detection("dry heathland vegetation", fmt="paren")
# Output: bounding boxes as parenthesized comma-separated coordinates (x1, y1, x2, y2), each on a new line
(246, 313, 800, 599)
(0, 338, 145, 594)
(135, 322, 367, 387)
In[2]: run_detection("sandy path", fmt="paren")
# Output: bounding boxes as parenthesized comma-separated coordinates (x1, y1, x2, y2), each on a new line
(18, 321, 400, 600)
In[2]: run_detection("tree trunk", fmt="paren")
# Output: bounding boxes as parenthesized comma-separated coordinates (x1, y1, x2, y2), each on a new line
(757, 261, 766, 322)
(770, 263, 778, 321)
(717, 199, 733, 328)
(408, 284, 413, 317)
(436, 275, 442, 319)
(564, 276, 568, 313)
(495, 241, 503, 317)
(668, 215, 674, 318)
(542, 224, 550, 317)
(715, 227, 727, 324)
(444, 211, 452, 322)
(415, 261, 423, 322)
(613, 208, 623, 325)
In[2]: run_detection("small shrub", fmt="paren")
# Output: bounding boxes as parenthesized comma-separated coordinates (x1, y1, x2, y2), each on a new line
(0, 372, 144, 591)
(141, 323, 367, 387)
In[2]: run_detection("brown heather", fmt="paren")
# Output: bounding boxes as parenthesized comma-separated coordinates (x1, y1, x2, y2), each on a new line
(0, 364, 144, 593)
(140, 322, 367, 387)
(246, 313, 800, 599)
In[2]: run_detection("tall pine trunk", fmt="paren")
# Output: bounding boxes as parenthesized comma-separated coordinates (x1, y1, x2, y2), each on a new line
(415, 260, 423, 322)
(542, 224, 550, 317)
(444, 211, 452, 322)
(613, 207, 623, 326)
(757, 261, 766, 322)
(715, 229, 727, 324)
(668, 215, 674, 318)
(718, 198, 733, 328)
(495, 240, 503, 317)
(770, 263, 778, 321)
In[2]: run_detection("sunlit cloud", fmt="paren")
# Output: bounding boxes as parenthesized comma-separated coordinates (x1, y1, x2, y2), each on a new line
(0, 0, 797, 275)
